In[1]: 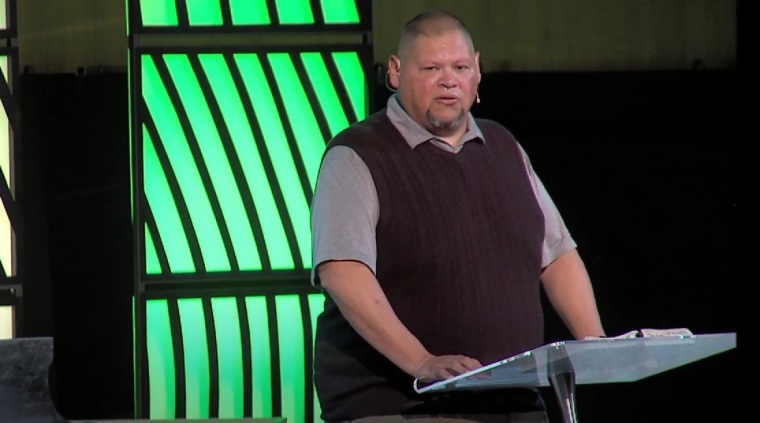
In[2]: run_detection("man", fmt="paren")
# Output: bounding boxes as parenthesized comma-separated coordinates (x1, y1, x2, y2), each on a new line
(311, 10, 606, 423)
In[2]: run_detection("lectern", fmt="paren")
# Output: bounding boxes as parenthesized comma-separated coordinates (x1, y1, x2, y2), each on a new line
(414, 332, 737, 423)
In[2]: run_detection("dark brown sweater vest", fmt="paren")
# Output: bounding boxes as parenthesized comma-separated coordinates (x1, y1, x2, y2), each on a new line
(313, 110, 545, 421)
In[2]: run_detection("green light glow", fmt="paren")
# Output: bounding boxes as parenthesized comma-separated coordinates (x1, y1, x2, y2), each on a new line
(275, 0, 314, 24)
(186, 0, 223, 26)
(332, 52, 367, 120)
(245, 296, 273, 417)
(146, 299, 176, 419)
(143, 55, 230, 272)
(234, 53, 312, 268)
(275, 295, 305, 423)
(267, 53, 324, 191)
(308, 293, 326, 422)
(164, 54, 262, 271)
(144, 223, 162, 274)
(320, 0, 360, 24)
(198, 54, 294, 270)
(300, 53, 349, 137)
(211, 297, 244, 418)
(143, 125, 195, 273)
(140, 0, 178, 26)
(177, 298, 210, 418)
(132, 297, 137, 412)
(230, 0, 271, 25)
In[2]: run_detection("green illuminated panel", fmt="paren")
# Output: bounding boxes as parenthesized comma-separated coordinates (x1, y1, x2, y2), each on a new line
(140, 0, 178, 26)
(144, 224, 162, 274)
(235, 53, 312, 268)
(0, 54, 11, 278)
(308, 294, 325, 422)
(136, 0, 364, 28)
(164, 54, 262, 271)
(140, 49, 366, 274)
(146, 300, 176, 419)
(275, 295, 305, 423)
(198, 54, 293, 270)
(321, 0, 360, 24)
(267, 53, 323, 190)
(143, 55, 230, 272)
(211, 297, 244, 418)
(0, 0, 7, 30)
(0, 55, 9, 178)
(144, 294, 324, 421)
(301, 53, 349, 138)
(177, 298, 210, 418)
(246, 296, 272, 417)
(0, 306, 12, 340)
(143, 125, 195, 273)
(332, 52, 367, 121)
(275, 0, 314, 24)
(230, 0, 271, 25)
(186, 0, 223, 26)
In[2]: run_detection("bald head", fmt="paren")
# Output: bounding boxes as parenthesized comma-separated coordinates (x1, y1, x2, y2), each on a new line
(396, 10, 474, 61)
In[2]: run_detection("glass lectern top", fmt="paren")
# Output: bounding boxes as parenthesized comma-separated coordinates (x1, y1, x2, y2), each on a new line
(414, 332, 736, 393)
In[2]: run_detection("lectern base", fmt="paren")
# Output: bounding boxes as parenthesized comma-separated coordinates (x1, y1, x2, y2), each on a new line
(549, 372, 579, 423)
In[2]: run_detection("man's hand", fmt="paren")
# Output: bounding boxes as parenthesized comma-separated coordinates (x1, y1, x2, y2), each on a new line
(413, 354, 483, 381)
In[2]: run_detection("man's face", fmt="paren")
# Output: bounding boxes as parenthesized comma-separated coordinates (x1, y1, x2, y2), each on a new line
(392, 30, 481, 137)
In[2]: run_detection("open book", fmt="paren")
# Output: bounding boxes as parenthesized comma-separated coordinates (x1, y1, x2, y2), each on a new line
(584, 327, 693, 340)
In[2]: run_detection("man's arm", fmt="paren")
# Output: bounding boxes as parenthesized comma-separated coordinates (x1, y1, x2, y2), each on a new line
(540, 248, 605, 339)
(318, 260, 481, 380)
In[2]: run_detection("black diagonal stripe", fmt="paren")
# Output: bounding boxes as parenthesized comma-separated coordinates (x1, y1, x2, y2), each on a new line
(168, 297, 187, 418)
(309, 0, 325, 26)
(226, 53, 303, 271)
(292, 52, 333, 146)
(266, 294, 282, 417)
(265, 0, 278, 26)
(220, 0, 233, 27)
(323, 50, 360, 126)
(237, 296, 254, 417)
(0, 69, 19, 132)
(260, 52, 315, 206)
(142, 192, 170, 275)
(0, 172, 17, 229)
(203, 297, 221, 418)
(0, 255, 6, 278)
(299, 294, 315, 423)
(189, 53, 271, 272)
(141, 98, 205, 272)
(153, 54, 239, 272)
(176, 0, 190, 28)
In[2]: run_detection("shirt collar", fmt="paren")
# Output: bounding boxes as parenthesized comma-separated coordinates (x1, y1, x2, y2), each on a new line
(385, 94, 485, 149)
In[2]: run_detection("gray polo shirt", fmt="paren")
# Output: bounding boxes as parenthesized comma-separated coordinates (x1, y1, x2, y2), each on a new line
(311, 94, 576, 284)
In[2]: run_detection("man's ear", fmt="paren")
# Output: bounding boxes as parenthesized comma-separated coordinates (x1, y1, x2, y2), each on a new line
(387, 55, 401, 89)
(475, 51, 482, 84)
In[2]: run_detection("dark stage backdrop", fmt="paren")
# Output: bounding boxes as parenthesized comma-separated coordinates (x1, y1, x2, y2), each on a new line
(21, 69, 735, 422)
(19, 73, 134, 419)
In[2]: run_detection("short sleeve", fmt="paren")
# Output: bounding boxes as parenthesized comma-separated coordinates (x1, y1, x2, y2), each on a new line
(311, 146, 379, 284)
(517, 145, 578, 267)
